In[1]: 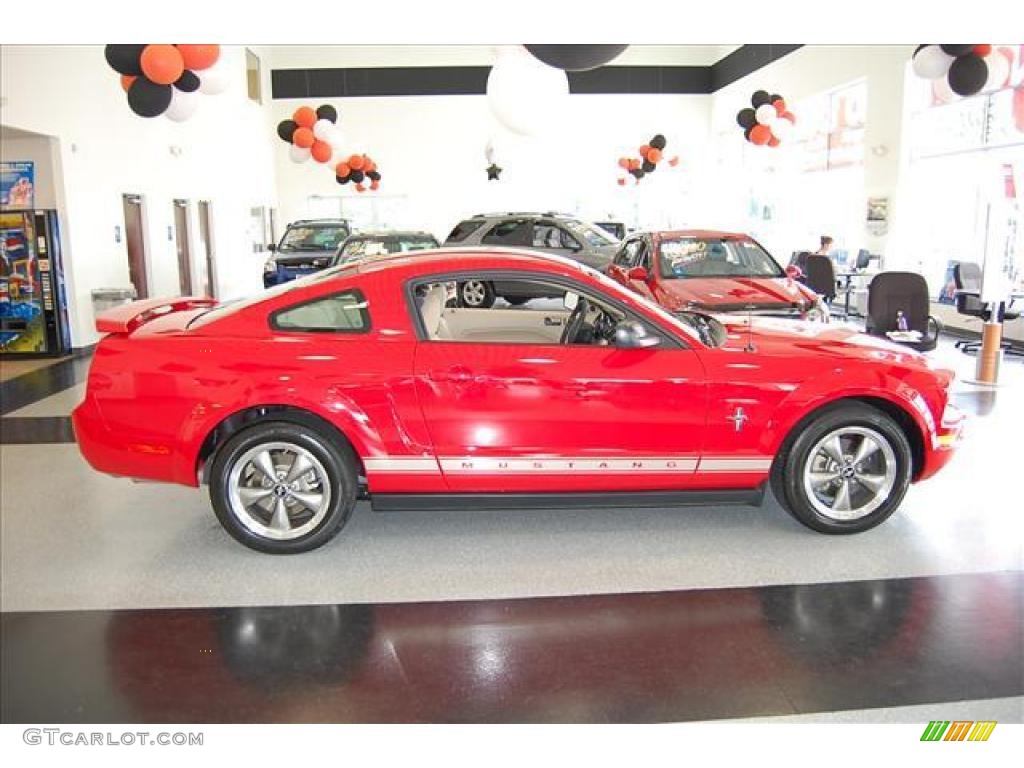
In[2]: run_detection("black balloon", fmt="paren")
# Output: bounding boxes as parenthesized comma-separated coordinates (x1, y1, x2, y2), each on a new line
(350, 169, 365, 183)
(277, 120, 298, 142)
(367, 170, 381, 182)
(104, 44, 146, 76)
(629, 168, 645, 179)
(524, 44, 629, 72)
(736, 108, 757, 129)
(769, 93, 783, 103)
(649, 134, 667, 150)
(744, 126, 754, 142)
(947, 54, 989, 96)
(316, 104, 338, 123)
(336, 175, 350, 185)
(175, 70, 201, 92)
(751, 90, 772, 108)
(940, 44, 974, 57)
(642, 160, 656, 173)
(914, 44, 928, 56)
(127, 77, 173, 118)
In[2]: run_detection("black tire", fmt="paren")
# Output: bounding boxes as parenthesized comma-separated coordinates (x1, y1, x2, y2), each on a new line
(209, 420, 358, 553)
(458, 279, 496, 308)
(771, 403, 913, 534)
(504, 296, 530, 306)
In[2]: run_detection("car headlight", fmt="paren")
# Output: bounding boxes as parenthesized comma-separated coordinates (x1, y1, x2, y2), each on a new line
(804, 297, 830, 323)
(263, 257, 277, 274)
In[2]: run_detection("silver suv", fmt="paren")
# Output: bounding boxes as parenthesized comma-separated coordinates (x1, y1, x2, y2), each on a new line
(443, 212, 620, 307)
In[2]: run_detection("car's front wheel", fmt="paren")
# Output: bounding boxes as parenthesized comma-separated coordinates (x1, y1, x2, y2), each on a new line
(772, 404, 912, 534)
(210, 421, 358, 553)
(458, 280, 495, 308)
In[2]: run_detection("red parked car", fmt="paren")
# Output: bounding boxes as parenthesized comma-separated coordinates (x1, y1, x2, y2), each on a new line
(607, 230, 828, 321)
(73, 248, 962, 553)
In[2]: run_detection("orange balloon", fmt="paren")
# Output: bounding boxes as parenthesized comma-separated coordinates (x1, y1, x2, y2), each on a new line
(370, 180, 380, 191)
(293, 106, 316, 128)
(355, 183, 366, 193)
(639, 144, 651, 158)
(749, 124, 772, 145)
(140, 44, 184, 85)
(176, 44, 220, 71)
(311, 140, 333, 163)
(629, 159, 641, 170)
(772, 98, 787, 115)
(348, 155, 365, 170)
(617, 157, 629, 169)
(365, 160, 377, 173)
(120, 74, 137, 92)
(781, 111, 796, 124)
(292, 127, 314, 148)
(668, 156, 680, 167)
(335, 162, 351, 177)
(617, 177, 627, 186)
(647, 148, 663, 163)
(768, 135, 781, 147)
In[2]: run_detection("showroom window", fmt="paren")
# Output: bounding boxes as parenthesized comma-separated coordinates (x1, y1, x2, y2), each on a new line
(271, 290, 370, 333)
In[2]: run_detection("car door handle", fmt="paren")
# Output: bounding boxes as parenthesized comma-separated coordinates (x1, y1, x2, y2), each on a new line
(544, 317, 563, 326)
(428, 365, 473, 383)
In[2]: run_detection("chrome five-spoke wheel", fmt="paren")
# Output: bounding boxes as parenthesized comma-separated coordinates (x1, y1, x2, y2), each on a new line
(227, 441, 332, 541)
(802, 426, 897, 521)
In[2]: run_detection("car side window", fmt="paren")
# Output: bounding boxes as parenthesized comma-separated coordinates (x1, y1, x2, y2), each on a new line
(446, 219, 484, 243)
(270, 290, 370, 333)
(556, 226, 582, 251)
(614, 240, 640, 268)
(482, 220, 531, 246)
(635, 240, 652, 271)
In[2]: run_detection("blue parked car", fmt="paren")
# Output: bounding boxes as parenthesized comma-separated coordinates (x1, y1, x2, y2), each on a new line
(263, 219, 351, 287)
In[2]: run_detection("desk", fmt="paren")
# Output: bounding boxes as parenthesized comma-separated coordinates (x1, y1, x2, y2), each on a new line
(834, 271, 873, 319)
(954, 289, 1023, 383)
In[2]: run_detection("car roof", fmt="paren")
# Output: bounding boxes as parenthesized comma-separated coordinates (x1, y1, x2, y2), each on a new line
(288, 219, 350, 227)
(640, 229, 752, 241)
(464, 212, 582, 221)
(347, 230, 436, 238)
(353, 246, 588, 276)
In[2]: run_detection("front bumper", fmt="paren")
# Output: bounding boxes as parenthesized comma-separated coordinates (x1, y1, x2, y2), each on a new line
(919, 401, 965, 481)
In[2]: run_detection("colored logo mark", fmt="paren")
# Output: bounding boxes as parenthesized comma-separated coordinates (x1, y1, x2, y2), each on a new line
(920, 721, 997, 741)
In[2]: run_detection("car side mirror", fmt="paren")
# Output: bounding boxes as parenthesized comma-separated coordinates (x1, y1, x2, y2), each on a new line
(267, 243, 277, 252)
(785, 264, 802, 280)
(627, 266, 649, 281)
(613, 320, 660, 349)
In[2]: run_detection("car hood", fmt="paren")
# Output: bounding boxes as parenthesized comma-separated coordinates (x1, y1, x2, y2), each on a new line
(655, 276, 817, 312)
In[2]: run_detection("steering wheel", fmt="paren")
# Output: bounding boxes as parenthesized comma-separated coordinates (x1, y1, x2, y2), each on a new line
(560, 296, 590, 344)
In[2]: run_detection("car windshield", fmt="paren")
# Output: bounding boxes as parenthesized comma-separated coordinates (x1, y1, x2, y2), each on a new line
(279, 225, 349, 252)
(338, 236, 438, 262)
(658, 237, 783, 279)
(563, 220, 618, 247)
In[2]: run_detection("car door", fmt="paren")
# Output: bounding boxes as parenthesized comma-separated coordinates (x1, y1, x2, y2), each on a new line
(411, 271, 708, 493)
(606, 238, 640, 285)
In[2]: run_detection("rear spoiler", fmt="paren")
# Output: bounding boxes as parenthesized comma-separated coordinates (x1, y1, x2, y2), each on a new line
(95, 296, 217, 334)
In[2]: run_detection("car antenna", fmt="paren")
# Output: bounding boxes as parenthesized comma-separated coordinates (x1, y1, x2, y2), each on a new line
(744, 305, 756, 352)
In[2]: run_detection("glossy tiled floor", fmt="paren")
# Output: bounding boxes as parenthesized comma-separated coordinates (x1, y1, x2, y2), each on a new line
(1, 337, 1022, 723)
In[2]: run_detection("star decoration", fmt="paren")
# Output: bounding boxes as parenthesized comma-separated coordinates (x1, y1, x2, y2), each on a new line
(486, 163, 502, 181)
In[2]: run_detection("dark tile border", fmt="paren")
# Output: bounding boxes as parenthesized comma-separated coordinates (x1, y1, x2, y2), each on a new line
(0, 416, 76, 444)
(0, 348, 92, 417)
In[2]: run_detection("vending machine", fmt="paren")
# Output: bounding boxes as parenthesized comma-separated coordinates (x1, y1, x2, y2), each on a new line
(0, 209, 71, 357)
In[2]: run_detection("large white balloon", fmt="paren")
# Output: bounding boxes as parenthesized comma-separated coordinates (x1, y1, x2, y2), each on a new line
(754, 104, 777, 126)
(312, 118, 335, 141)
(198, 61, 229, 95)
(289, 144, 311, 163)
(165, 88, 199, 122)
(486, 46, 569, 137)
(912, 45, 954, 80)
(982, 47, 1012, 92)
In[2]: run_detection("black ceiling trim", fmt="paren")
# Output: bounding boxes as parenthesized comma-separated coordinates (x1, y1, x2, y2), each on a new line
(270, 45, 802, 100)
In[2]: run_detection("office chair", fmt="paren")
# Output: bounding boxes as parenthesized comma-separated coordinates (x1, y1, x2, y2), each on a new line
(856, 249, 872, 270)
(804, 254, 836, 303)
(953, 262, 1022, 356)
(865, 271, 942, 352)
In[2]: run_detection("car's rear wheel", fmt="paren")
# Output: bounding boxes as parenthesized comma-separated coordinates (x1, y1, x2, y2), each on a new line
(458, 280, 495, 308)
(210, 421, 358, 553)
(504, 296, 530, 306)
(771, 404, 912, 534)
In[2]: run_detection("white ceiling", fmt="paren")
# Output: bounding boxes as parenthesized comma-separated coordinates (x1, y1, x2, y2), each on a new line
(265, 45, 740, 71)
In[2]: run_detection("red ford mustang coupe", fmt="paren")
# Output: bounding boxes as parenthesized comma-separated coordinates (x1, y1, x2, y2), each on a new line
(73, 249, 962, 553)
(607, 230, 828, 321)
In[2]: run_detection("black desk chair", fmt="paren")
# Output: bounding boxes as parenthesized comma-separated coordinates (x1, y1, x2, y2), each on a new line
(804, 254, 836, 303)
(953, 262, 1022, 356)
(865, 271, 942, 352)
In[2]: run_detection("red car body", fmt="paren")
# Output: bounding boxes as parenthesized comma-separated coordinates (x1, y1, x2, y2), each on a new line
(607, 229, 824, 319)
(73, 249, 960, 513)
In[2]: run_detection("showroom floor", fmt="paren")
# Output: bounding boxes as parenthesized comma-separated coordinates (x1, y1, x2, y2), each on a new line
(1, 337, 1021, 723)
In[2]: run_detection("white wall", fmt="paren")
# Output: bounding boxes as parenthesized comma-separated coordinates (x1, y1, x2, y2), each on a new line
(0, 45, 280, 347)
(270, 91, 713, 240)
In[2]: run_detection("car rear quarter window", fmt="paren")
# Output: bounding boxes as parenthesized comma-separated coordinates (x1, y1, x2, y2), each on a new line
(445, 220, 485, 243)
(270, 289, 370, 333)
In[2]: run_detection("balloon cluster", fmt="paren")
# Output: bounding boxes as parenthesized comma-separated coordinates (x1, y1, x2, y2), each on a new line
(736, 91, 796, 147)
(616, 134, 679, 185)
(276, 104, 345, 165)
(912, 45, 1013, 99)
(334, 154, 382, 193)
(105, 44, 227, 121)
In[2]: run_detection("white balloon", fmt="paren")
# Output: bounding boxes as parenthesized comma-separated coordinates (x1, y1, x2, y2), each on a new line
(982, 48, 1012, 92)
(165, 88, 200, 122)
(754, 104, 778, 126)
(912, 45, 954, 80)
(486, 46, 569, 137)
(327, 128, 347, 152)
(289, 144, 311, 163)
(312, 118, 335, 141)
(198, 62, 229, 95)
(485, 138, 496, 164)
(933, 75, 957, 104)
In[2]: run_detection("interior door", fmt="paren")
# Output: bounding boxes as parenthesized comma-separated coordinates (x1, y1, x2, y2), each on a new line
(197, 201, 216, 298)
(122, 194, 148, 299)
(173, 199, 193, 295)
